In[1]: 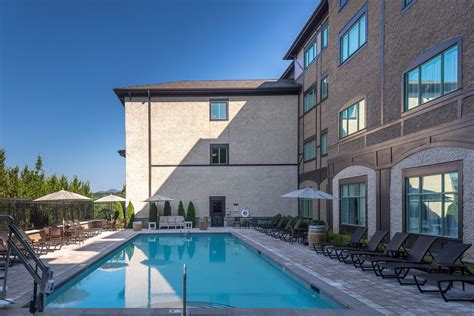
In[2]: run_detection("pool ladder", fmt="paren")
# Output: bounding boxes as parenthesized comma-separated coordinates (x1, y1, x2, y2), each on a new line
(0, 215, 54, 314)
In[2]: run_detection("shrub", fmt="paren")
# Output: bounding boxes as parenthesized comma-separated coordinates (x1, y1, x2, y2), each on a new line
(327, 230, 352, 245)
(309, 219, 326, 226)
(186, 201, 196, 227)
(114, 202, 124, 221)
(149, 202, 158, 223)
(163, 201, 171, 216)
(126, 201, 135, 228)
(177, 201, 185, 217)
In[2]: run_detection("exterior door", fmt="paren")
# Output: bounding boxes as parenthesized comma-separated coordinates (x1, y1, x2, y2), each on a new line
(209, 196, 225, 227)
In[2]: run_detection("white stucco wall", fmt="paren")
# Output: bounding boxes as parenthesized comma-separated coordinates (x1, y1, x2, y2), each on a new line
(390, 146, 474, 259)
(125, 94, 298, 219)
(125, 100, 149, 216)
(331, 165, 377, 236)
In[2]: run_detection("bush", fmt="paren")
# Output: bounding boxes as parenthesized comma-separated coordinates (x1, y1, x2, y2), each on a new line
(129, 212, 135, 228)
(186, 201, 196, 227)
(149, 202, 158, 223)
(309, 219, 326, 226)
(163, 201, 171, 216)
(126, 201, 135, 228)
(177, 201, 185, 217)
(114, 202, 124, 221)
(327, 230, 352, 245)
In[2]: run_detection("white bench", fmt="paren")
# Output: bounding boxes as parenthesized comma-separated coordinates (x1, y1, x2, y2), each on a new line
(159, 216, 185, 229)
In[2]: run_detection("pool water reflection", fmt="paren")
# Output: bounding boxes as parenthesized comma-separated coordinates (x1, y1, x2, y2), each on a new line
(47, 234, 342, 309)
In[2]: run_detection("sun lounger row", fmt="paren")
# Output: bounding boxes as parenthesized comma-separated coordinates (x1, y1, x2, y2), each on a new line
(253, 214, 308, 244)
(314, 227, 473, 302)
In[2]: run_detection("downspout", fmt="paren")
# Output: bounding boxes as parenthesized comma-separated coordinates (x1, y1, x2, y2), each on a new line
(295, 56, 301, 217)
(148, 90, 152, 197)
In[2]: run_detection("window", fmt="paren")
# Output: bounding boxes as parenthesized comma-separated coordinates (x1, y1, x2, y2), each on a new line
(405, 172, 459, 238)
(340, 12, 367, 64)
(403, 0, 414, 9)
(340, 183, 366, 226)
(340, 0, 348, 10)
(304, 87, 317, 113)
(404, 45, 458, 111)
(299, 199, 313, 219)
(303, 139, 316, 162)
(321, 24, 328, 50)
(304, 40, 317, 69)
(210, 144, 228, 165)
(339, 99, 366, 138)
(210, 101, 228, 120)
(320, 131, 328, 156)
(320, 76, 328, 101)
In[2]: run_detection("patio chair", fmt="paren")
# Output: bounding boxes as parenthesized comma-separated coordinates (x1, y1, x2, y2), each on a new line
(74, 220, 100, 237)
(280, 218, 303, 242)
(413, 273, 474, 302)
(39, 227, 62, 251)
(233, 217, 241, 228)
(271, 217, 295, 239)
(380, 241, 471, 285)
(349, 232, 410, 270)
(0, 233, 16, 267)
(17, 229, 49, 256)
(255, 214, 281, 232)
(264, 217, 286, 235)
(313, 227, 367, 258)
(332, 230, 389, 264)
(366, 235, 438, 278)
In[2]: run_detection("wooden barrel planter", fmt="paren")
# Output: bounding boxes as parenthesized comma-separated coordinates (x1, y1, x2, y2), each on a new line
(308, 225, 326, 248)
(199, 218, 208, 231)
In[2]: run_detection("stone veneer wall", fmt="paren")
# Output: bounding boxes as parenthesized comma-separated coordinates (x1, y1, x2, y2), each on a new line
(390, 147, 474, 259)
(331, 165, 377, 236)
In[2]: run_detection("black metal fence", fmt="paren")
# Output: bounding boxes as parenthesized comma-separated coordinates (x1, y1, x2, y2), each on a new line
(0, 198, 94, 230)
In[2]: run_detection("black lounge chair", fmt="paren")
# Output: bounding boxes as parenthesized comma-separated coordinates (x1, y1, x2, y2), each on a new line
(333, 230, 389, 264)
(272, 217, 297, 239)
(313, 227, 367, 258)
(349, 232, 410, 270)
(367, 235, 437, 278)
(413, 273, 474, 302)
(382, 242, 472, 285)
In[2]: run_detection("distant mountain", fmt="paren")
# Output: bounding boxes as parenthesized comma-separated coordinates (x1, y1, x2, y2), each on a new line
(94, 189, 120, 195)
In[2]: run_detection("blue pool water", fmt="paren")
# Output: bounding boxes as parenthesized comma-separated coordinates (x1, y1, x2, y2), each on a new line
(47, 234, 342, 309)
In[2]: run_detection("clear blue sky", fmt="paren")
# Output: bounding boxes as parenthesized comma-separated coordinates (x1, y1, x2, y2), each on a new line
(0, 0, 318, 192)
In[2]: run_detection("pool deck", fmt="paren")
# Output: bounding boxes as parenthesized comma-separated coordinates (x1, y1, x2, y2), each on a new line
(1, 228, 473, 315)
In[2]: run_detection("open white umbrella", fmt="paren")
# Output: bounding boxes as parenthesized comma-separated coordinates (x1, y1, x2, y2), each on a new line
(280, 187, 338, 200)
(34, 189, 91, 202)
(94, 194, 126, 203)
(34, 189, 92, 226)
(144, 194, 173, 202)
(94, 194, 126, 219)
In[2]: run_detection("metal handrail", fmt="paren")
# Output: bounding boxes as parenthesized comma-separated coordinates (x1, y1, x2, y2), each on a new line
(0, 215, 54, 314)
(182, 263, 187, 316)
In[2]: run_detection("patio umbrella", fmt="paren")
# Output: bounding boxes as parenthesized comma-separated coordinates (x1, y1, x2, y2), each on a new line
(144, 194, 173, 202)
(280, 187, 338, 200)
(34, 189, 92, 226)
(34, 189, 91, 202)
(94, 194, 126, 219)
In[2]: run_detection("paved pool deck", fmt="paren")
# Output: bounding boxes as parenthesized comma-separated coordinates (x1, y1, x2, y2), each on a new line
(1, 228, 472, 315)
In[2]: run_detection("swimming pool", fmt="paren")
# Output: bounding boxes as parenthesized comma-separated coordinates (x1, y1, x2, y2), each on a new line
(47, 234, 342, 309)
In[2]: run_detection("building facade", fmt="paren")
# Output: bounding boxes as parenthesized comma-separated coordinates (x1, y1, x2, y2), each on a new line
(115, 81, 299, 224)
(282, 0, 474, 256)
(117, 0, 474, 256)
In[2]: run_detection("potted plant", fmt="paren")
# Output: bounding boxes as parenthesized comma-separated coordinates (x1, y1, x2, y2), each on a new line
(308, 220, 326, 248)
(199, 216, 208, 231)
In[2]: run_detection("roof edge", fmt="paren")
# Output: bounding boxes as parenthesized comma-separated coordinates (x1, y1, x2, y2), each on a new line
(283, 0, 328, 60)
